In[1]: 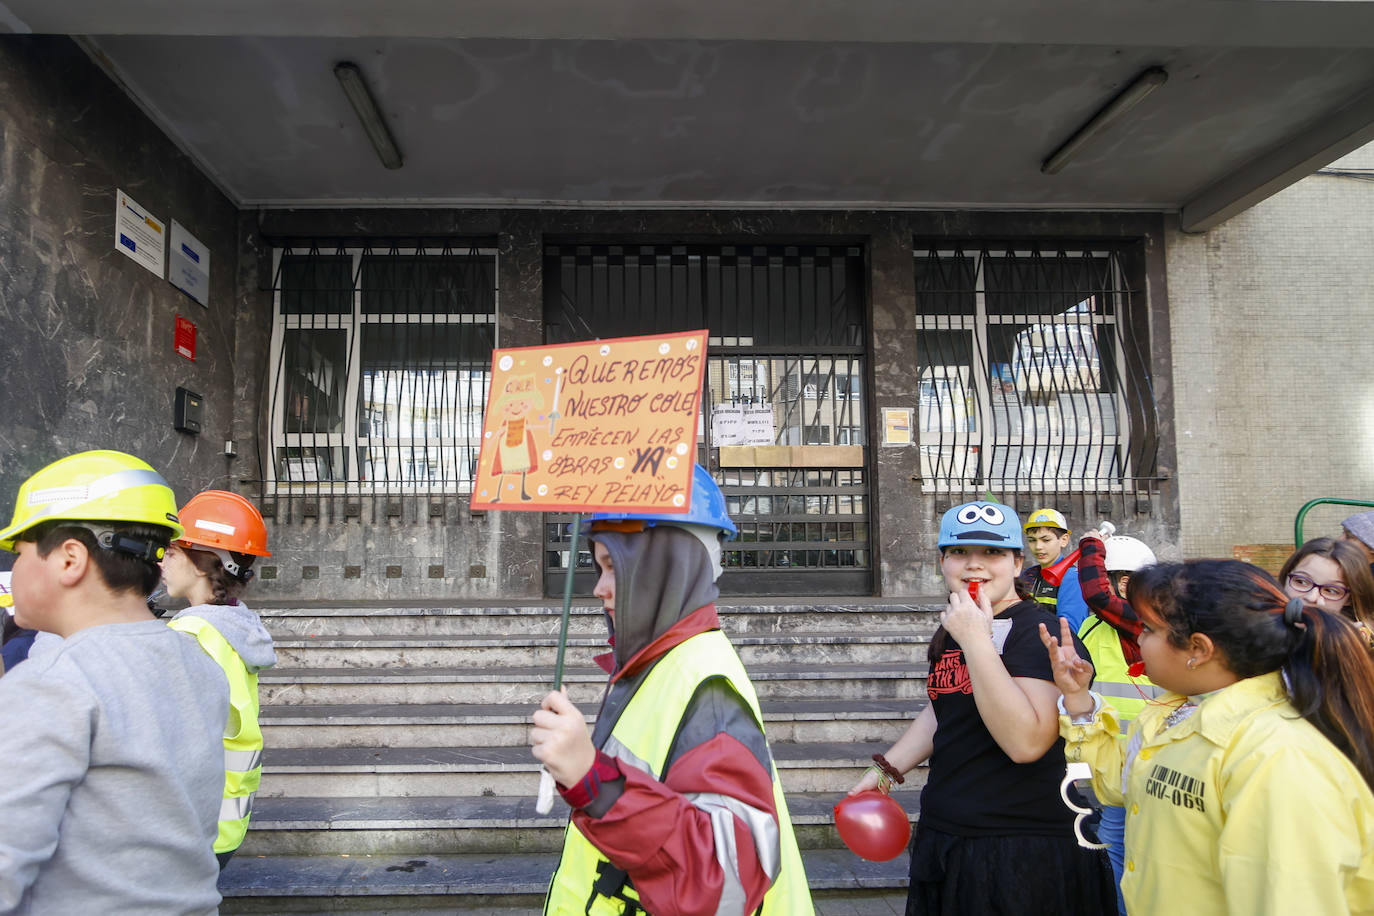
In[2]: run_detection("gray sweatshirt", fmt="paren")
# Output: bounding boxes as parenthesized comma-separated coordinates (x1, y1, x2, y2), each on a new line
(170, 601, 277, 672)
(0, 619, 228, 915)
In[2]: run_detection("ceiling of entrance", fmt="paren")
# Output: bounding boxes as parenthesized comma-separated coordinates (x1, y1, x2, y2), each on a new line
(6, 1, 1374, 227)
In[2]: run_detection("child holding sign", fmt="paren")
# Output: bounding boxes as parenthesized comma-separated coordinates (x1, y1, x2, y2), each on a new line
(529, 465, 813, 915)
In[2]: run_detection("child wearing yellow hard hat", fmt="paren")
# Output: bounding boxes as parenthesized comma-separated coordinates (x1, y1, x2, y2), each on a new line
(0, 450, 226, 912)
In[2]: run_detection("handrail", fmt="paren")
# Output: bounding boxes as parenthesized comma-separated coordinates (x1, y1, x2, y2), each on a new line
(1294, 498, 1374, 546)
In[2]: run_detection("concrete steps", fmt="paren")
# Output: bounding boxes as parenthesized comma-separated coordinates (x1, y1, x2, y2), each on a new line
(260, 697, 919, 748)
(261, 662, 931, 706)
(219, 849, 912, 914)
(221, 600, 941, 910)
(238, 789, 926, 857)
(271, 630, 928, 668)
(259, 603, 942, 639)
(259, 741, 922, 798)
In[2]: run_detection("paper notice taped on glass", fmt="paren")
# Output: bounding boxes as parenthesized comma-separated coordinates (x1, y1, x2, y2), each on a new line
(711, 404, 745, 446)
(742, 402, 776, 446)
(883, 408, 913, 446)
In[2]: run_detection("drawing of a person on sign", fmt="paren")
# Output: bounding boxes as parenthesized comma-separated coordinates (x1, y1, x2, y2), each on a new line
(489, 373, 544, 502)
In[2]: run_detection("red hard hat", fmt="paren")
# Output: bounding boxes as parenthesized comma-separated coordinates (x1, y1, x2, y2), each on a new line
(833, 791, 911, 862)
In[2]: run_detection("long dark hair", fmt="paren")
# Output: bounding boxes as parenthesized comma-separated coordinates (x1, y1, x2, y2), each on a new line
(1278, 537, 1374, 626)
(1130, 559, 1374, 789)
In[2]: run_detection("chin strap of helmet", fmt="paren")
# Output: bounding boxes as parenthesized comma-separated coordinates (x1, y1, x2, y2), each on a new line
(204, 546, 255, 582)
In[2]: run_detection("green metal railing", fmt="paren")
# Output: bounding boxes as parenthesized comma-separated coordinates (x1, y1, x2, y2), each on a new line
(1294, 498, 1374, 546)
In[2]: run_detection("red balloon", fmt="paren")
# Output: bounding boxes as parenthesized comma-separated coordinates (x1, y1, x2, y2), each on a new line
(833, 791, 911, 861)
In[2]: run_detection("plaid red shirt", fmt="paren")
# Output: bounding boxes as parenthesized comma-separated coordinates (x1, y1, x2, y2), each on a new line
(1077, 536, 1144, 665)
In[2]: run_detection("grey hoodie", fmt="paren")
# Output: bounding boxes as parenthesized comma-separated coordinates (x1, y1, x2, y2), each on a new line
(169, 601, 277, 671)
(0, 620, 227, 914)
(588, 526, 718, 673)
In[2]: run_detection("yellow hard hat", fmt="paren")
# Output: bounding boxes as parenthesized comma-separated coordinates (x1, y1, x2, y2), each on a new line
(1023, 508, 1070, 536)
(0, 450, 183, 552)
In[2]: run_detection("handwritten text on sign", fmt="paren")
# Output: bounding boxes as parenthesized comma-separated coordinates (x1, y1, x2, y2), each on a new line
(470, 330, 707, 513)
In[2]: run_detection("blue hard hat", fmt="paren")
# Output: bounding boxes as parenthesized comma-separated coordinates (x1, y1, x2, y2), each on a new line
(938, 501, 1023, 550)
(584, 464, 738, 540)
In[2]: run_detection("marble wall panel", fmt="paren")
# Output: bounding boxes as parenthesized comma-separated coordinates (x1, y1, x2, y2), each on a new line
(0, 36, 242, 508)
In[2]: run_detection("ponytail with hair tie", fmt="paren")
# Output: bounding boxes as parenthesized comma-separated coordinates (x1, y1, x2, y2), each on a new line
(1284, 597, 1307, 630)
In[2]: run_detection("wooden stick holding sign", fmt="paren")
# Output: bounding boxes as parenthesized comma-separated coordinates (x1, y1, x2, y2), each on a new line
(471, 330, 708, 813)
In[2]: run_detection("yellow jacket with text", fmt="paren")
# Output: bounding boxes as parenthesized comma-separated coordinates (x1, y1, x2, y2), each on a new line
(1060, 671, 1374, 916)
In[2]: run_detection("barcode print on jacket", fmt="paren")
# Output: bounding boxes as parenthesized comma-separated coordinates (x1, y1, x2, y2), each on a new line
(1144, 764, 1206, 812)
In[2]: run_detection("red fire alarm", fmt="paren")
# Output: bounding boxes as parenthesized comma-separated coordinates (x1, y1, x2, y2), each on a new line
(174, 314, 196, 361)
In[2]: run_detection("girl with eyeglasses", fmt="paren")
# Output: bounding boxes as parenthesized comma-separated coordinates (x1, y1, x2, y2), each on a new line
(1042, 559, 1374, 914)
(1279, 537, 1374, 627)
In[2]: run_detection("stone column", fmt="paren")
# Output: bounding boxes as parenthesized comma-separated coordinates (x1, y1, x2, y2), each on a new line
(491, 211, 546, 598)
(867, 219, 927, 596)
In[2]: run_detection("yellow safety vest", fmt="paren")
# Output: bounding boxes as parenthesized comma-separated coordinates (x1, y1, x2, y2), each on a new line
(1077, 616, 1165, 727)
(544, 630, 813, 915)
(1024, 570, 1059, 608)
(169, 615, 263, 853)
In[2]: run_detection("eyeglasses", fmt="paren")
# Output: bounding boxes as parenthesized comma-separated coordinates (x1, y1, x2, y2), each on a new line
(1060, 762, 1109, 850)
(1286, 572, 1350, 603)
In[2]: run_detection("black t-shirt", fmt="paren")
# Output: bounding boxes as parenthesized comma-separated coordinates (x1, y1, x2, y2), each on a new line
(919, 600, 1092, 838)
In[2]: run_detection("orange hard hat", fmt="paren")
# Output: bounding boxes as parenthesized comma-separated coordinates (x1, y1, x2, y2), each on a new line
(833, 791, 911, 862)
(176, 490, 271, 557)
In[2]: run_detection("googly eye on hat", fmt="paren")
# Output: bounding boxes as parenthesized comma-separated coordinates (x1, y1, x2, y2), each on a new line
(939, 501, 1024, 550)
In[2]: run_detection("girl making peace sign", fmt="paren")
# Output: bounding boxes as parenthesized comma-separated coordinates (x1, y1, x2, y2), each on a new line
(1043, 559, 1374, 914)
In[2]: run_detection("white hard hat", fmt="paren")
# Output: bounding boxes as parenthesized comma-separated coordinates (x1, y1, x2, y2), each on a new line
(1104, 536, 1156, 572)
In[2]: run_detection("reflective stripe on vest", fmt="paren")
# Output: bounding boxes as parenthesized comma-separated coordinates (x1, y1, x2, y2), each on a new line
(1095, 682, 1167, 701)
(220, 793, 254, 822)
(544, 630, 813, 916)
(1077, 617, 1160, 730)
(168, 614, 263, 854)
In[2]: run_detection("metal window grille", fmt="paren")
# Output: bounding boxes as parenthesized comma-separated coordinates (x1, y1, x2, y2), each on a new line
(542, 243, 872, 595)
(913, 243, 1160, 499)
(265, 240, 497, 498)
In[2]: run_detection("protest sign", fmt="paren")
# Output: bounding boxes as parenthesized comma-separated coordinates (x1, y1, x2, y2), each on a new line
(471, 330, 707, 513)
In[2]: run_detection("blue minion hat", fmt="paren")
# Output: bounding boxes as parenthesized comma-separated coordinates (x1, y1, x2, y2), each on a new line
(938, 501, 1023, 550)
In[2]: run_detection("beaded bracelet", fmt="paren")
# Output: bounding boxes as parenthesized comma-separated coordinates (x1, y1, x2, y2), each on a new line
(872, 752, 905, 785)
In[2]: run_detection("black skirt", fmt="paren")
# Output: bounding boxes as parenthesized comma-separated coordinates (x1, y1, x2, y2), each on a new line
(906, 823, 1116, 916)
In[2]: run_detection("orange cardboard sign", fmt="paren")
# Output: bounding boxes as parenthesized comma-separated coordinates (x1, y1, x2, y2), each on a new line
(471, 330, 707, 513)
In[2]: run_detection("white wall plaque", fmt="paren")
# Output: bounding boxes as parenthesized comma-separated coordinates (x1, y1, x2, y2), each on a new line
(114, 189, 165, 277)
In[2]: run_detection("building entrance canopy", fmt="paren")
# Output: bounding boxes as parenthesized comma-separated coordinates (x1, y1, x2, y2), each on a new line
(5, 0, 1373, 229)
